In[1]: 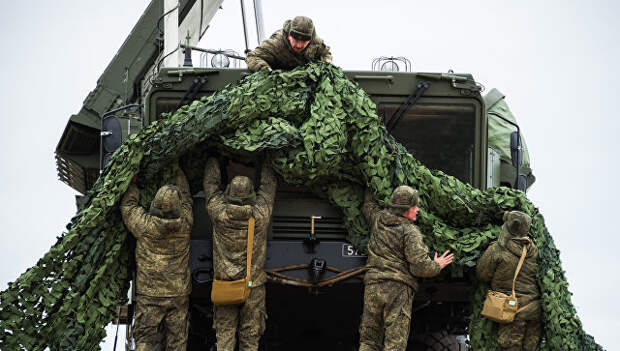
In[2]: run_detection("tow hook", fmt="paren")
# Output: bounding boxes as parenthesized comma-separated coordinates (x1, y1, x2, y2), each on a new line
(309, 258, 327, 283)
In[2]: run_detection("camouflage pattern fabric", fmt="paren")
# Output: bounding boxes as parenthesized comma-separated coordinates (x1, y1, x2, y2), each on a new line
(245, 20, 332, 71)
(476, 226, 542, 320)
(286, 16, 315, 41)
(362, 190, 441, 291)
(203, 157, 276, 288)
(358, 281, 414, 351)
(120, 170, 193, 297)
(204, 158, 275, 350)
(387, 185, 419, 212)
(477, 215, 542, 350)
(134, 294, 189, 351)
(213, 285, 267, 351)
(497, 319, 542, 351)
(503, 210, 533, 236)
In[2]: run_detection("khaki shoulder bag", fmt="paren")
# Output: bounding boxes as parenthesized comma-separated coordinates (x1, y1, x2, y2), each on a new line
(211, 217, 262, 305)
(481, 244, 527, 323)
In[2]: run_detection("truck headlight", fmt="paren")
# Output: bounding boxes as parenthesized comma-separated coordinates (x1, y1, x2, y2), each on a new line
(380, 60, 399, 72)
(211, 53, 230, 68)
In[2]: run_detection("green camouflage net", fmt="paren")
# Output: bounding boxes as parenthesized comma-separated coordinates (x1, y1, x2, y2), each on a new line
(0, 63, 602, 350)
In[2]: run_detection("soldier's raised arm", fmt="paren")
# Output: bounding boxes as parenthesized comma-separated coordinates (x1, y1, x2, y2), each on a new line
(256, 158, 277, 212)
(404, 227, 442, 278)
(176, 169, 193, 227)
(203, 157, 222, 204)
(246, 38, 278, 72)
(476, 242, 500, 282)
(120, 179, 150, 237)
(361, 189, 381, 222)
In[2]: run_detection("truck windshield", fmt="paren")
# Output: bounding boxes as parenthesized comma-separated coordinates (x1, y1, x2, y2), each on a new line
(378, 102, 476, 185)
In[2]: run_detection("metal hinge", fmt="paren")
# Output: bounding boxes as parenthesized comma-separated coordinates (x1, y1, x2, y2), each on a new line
(418, 70, 485, 96)
(446, 69, 484, 95)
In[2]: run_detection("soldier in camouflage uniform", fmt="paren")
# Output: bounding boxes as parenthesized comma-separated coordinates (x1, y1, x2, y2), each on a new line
(245, 16, 332, 72)
(477, 211, 542, 351)
(203, 157, 277, 351)
(120, 170, 193, 351)
(359, 186, 454, 351)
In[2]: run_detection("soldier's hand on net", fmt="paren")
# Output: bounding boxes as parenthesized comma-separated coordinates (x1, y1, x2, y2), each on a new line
(434, 250, 455, 270)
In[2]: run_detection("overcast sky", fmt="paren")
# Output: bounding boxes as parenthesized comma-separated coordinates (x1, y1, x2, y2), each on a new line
(0, 0, 618, 349)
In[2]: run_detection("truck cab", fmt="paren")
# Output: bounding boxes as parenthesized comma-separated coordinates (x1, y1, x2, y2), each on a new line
(54, 1, 529, 350)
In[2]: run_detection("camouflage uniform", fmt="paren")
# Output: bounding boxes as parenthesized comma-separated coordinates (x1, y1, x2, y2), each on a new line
(120, 170, 193, 351)
(245, 16, 332, 72)
(359, 187, 441, 351)
(203, 157, 277, 351)
(477, 211, 542, 351)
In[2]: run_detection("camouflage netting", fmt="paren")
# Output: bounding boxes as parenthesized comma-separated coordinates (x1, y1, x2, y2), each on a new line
(0, 62, 603, 350)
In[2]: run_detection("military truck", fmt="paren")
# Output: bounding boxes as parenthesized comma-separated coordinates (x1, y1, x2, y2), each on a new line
(54, 1, 533, 350)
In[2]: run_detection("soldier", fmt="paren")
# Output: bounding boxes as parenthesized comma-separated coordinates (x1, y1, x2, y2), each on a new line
(120, 170, 193, 351)
(203, 157, 277, 351)
(245, 15, 332, 72)
(358, 186, 454, 351)
(477, 211, 542, 351)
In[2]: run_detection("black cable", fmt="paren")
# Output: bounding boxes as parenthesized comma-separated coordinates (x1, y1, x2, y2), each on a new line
(112, 305, 121, 350)
(155, 44, 181, 73)
(157, 3, 180, 35)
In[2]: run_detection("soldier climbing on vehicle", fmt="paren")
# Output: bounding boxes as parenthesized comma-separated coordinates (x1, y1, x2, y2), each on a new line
(358, 186, 454, 351)
(477, 211, 542, 351)
(120, 170, 193, 351)
(245, 15, 332, 72)
(203, 156, 277, 351)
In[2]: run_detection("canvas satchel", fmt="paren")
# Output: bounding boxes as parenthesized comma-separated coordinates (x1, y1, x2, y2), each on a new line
(211, 217, 261, 306)
(481, 244, 527, 323)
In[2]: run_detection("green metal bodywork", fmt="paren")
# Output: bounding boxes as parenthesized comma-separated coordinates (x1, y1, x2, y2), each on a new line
(55, 0, 199, 193)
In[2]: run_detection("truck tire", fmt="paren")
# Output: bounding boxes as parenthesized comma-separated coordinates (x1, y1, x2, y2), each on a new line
(409, 331, 468, 351)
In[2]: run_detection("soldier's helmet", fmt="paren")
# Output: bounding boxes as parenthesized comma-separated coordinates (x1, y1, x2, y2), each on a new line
(149, 185, 182, 219)
(285, 16, 315, 41)
(503, 210, 532, 235)
(225, 176, 257, 205)
(387, 185, 419, 212)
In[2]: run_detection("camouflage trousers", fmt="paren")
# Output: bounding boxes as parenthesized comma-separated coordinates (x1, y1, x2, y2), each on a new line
(359, 281, 414, 351)
(134, 294, 189, 351)
(214, 285, 266, 351)
(497, 319, 542, 351)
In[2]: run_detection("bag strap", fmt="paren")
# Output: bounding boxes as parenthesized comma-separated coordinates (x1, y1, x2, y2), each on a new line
(511, 244, 528, 297)
(245, 217, 256, 282)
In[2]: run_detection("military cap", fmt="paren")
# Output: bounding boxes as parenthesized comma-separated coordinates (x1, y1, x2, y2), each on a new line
(225, 175, 257, 205)
(285, 16, 315, 41)
(503, 210, 532, 235)
(387, 185, 419, 212)
(149, 185, 182, 219)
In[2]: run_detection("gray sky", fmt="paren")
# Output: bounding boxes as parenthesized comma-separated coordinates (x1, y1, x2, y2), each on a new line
(0, 0, 618, 349)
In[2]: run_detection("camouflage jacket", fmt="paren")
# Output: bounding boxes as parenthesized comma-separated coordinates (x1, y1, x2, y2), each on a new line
(362, 191, 441, 291)
(245, 21, 332, 72)
(120, 171, 193, 297)
(477, 227, 541, 320)
(203, 158, 277, 287)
